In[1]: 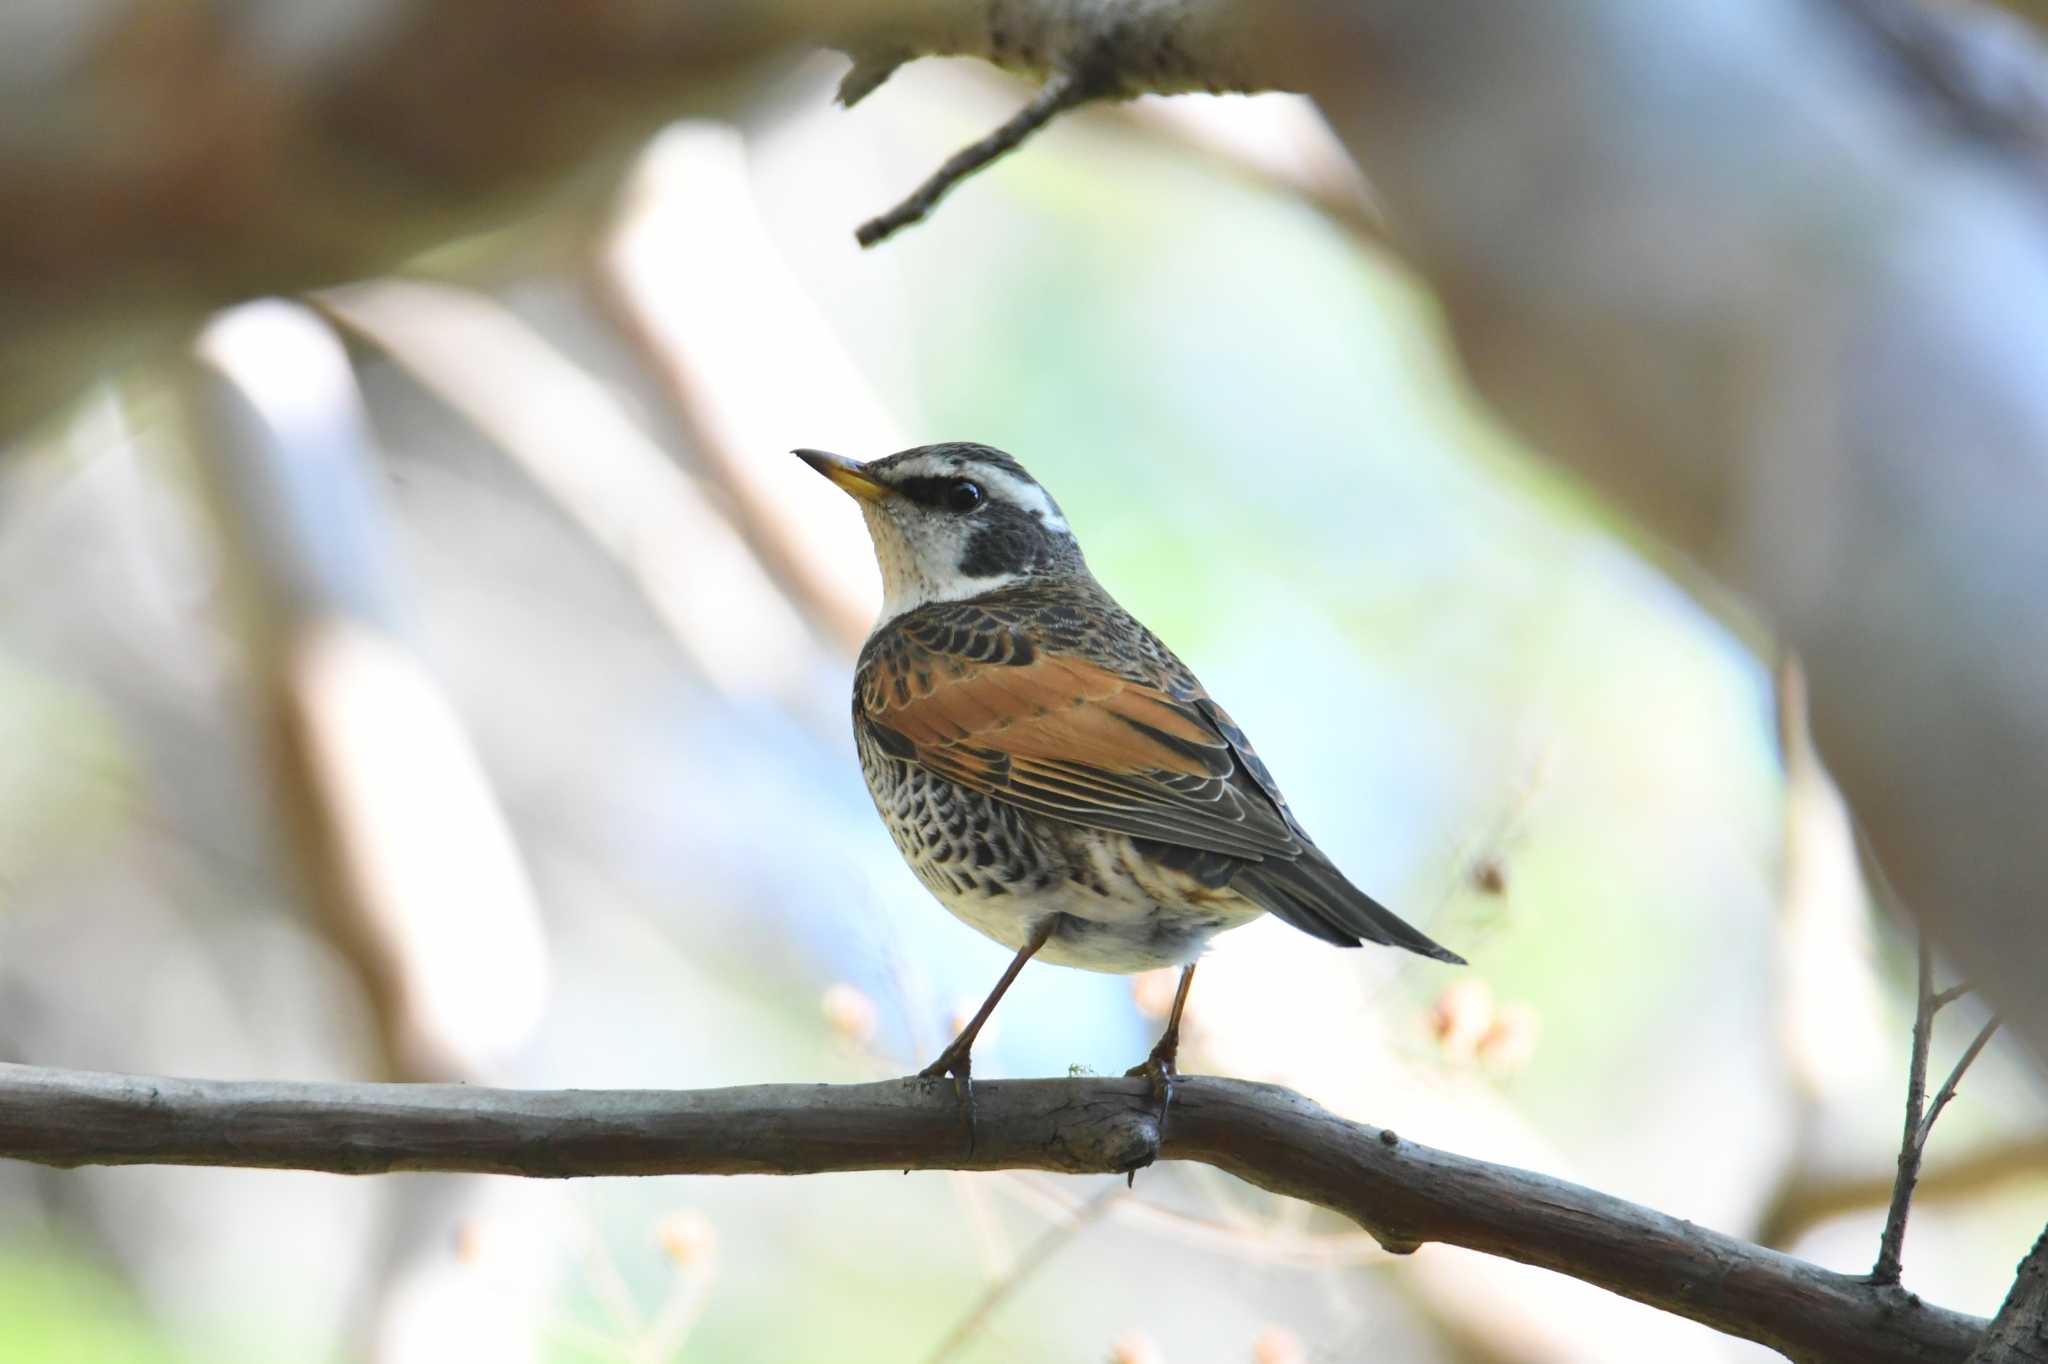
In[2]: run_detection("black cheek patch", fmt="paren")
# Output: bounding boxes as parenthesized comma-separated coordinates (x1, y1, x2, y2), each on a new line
(959, 524, 1039, 577)
(959, 502, 1071, 578)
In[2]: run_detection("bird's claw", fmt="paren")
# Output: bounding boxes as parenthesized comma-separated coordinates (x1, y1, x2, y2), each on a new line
(1124, 1051, 1177, 1105)
(1122, 1049, 1179, 1185)
(917, 1047, 977, 1155)
(917, 1046, 969, 1083)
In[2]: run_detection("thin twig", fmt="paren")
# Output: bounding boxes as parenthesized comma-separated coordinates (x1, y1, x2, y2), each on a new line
(921, 1185, 1122, 1364)
(1873, 929, 2002, 1286)
(1932, 982, 1976, 1012)
(857, 68, 1094, 247)
(1873, 931, 1939, 1284)
(594, 124, 892, 654)
(1917, 1016, 2002, 1150)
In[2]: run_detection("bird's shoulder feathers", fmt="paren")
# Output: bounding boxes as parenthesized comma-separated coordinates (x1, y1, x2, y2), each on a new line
(854, 581, 1304, 861)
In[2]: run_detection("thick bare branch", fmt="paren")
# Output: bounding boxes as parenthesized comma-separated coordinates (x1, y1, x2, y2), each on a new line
(0, 1064, 1987, 1364)
(1970, 1225, 2048, 1363)
(0, 0, 1267, 434)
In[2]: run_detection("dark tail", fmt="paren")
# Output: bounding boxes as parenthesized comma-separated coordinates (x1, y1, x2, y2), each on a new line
(1234, 852, 1465, 965)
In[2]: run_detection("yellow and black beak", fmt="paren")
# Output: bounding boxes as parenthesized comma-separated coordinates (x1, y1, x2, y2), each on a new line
(793, 448, 891, 503)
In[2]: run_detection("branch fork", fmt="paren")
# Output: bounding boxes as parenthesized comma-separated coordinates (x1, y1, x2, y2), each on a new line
(1872, 931, 2002, 1287)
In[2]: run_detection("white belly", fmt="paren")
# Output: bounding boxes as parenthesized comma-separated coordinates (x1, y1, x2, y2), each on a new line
(929, 834, 1266, 974)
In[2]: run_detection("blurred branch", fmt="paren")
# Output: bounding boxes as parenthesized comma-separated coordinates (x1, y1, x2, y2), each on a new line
(1831, 0, 2048, 162)
(1873, 928, 2001, 1285)
(994, 1170, 1391, 1267)
(314, 280, 833, 713)
(1773, 657, 1887, 1107)
(188, 300, 558, 1360)
(1758, 1135, 2048, 1249)
(0, 0, 1260, 435)
(593, 123, 890, 654)
(186, 301, 549, 1082)
(0, 1063, 1989, 1364)
(921, 1186, 1121, 1364)
(1098, 95, 1390, 251)
(1970, 1225, 2048, 1364)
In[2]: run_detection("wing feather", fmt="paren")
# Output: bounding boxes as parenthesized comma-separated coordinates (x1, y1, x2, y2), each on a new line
(859, 617, 1302, 861)
(857, 593, 1463, 964)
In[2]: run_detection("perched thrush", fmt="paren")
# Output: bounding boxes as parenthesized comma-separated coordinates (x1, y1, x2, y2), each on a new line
(798, 443, 1463, 1099)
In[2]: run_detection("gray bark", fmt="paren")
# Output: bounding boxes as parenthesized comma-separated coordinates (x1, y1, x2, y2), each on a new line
(0, 1063, 1990, 1364)
(1970, 1227, 2048, 1363)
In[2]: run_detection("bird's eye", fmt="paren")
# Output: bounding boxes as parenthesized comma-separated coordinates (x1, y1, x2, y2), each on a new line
(945, 480, 985, 513)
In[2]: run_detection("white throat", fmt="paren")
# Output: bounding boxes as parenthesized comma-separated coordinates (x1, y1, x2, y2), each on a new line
(852, 452, 1074, 630)
(859, 503, 1024, 628)
(874, 572, 1027, 628)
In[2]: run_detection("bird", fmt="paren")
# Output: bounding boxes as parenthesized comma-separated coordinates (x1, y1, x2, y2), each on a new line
(796, 442, 1463, 1104)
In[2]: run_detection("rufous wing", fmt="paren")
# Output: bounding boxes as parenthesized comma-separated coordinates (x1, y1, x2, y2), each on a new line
(859, 634, 1303, 861)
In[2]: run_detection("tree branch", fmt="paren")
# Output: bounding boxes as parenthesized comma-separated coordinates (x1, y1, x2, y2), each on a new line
(1875, 928, 2002, 1285)
(1876, 932, 1944, 1284)
(1828, 0, 2048, 167)
(1919, 1017, 2002, 1148)
(857, 68, 1096, 247)
(1970, 1224, 2048, 1363)
(0, 1063, 1986, 1364)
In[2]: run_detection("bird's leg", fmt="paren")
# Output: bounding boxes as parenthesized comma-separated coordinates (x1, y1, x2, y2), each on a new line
(1126, 963, 1196, 1116)
(919, 920, 1053, 1079)
(917, 918, 1055, 1147)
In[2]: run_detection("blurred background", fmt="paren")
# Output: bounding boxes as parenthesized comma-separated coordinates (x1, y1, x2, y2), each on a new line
(1, 53, 2042, 1364)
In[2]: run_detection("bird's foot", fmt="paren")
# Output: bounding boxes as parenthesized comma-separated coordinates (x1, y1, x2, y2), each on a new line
(1124, 1049, 1177, 1103)
(917, 1046, 977, 1155)
(1122, 1046, 1179, 1185)
(917, 1042, 970, 1083)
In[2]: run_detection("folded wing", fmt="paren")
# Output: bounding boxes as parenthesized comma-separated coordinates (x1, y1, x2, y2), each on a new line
(857, 604, 1463, 964)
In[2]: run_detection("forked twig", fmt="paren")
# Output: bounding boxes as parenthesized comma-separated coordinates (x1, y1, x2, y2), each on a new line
(1930, 982, 1975, 1011)
(1917, 1016, 2001, 1151)
(1871, 928, 1998, 1285)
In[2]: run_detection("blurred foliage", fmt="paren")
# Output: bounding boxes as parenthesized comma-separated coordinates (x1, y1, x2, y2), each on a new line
(0, 1246, 189, 1364)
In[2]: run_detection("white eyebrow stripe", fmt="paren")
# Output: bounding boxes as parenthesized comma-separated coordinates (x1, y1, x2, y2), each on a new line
(883, 454, 942, 481)
(976, 465, 1069, 533)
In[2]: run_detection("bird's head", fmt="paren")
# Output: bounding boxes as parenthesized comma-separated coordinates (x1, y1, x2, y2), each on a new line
(796, 443, 1086, 624)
